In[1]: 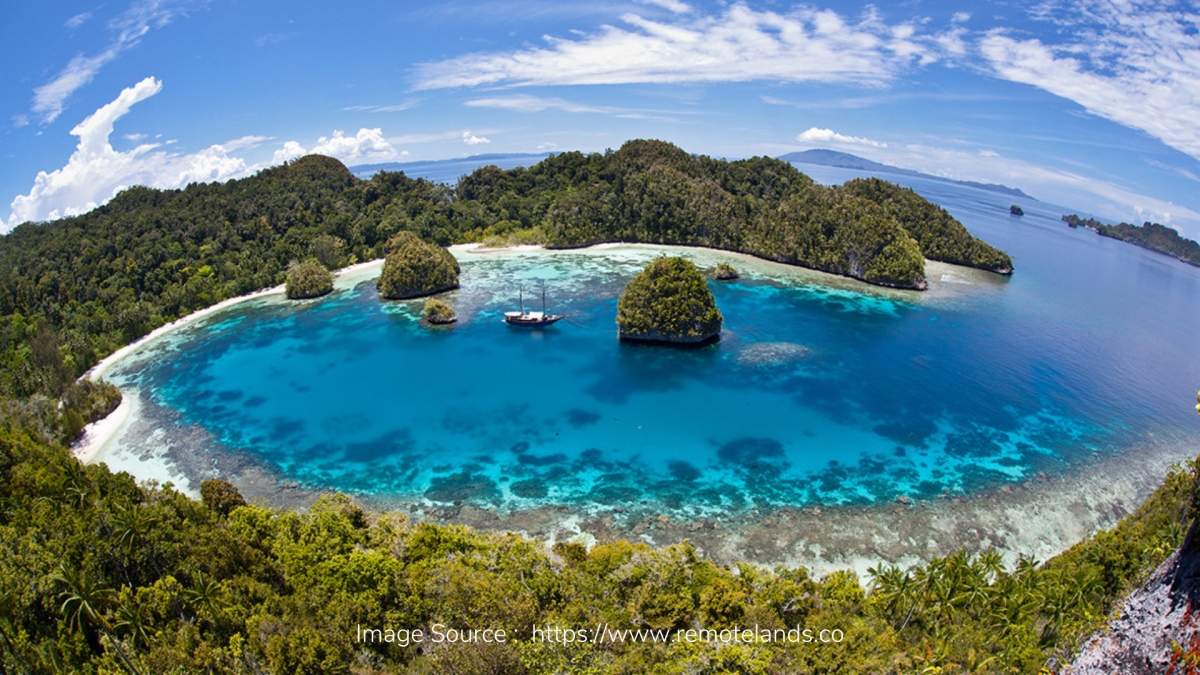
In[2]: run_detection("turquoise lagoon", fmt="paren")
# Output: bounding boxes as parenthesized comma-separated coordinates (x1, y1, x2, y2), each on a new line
(98, 172, 1200, 517)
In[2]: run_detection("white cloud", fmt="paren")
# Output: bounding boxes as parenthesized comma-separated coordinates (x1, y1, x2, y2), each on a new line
(463, 130, 491, 145)
(343, 101, 420, 113)
(307, 129, 404, 164)
(637, 0, 692, 14)
(33, 0, 202, 124)
(6, 77, 259, 230)
(537, 141, 560, 151)
(123, 132, 148, 142)
(65, 12, 93, 29)
(465, 94, 611, 114)
(272, 140, 307, 165)
(796, 127, 887, 148)
(415, 3, 935, 90)
(272, 130, 409, 166)
(980, 1, 1200, 162)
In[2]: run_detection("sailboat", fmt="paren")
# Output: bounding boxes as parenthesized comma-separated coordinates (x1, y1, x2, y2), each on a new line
(503, 284, 566, 327)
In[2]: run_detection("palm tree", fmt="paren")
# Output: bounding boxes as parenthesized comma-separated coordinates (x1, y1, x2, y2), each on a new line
(184, 571, 229, 627)
(115, 600, 154, 649)
(109, 504, 184, 621)
(977, 550, 1005, 584)
(52, 564, 142, 675)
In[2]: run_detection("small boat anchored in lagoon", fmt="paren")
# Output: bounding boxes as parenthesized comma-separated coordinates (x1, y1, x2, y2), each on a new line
(503, 285, 566, 327)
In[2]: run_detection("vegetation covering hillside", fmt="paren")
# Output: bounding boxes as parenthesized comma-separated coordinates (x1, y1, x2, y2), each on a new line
(841, 178, 1014, 273)
(0, 425, 1194, 673)
(617, 257, 722, 343)
(1062, 214, 1200, 267)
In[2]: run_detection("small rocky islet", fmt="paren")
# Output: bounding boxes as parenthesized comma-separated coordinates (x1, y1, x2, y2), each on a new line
(616, 256, 723, 344)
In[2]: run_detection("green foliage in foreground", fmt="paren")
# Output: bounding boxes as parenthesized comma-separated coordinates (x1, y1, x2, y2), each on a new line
(1063, 214, 1200, 267)
(0, 416, 1194, 674)
(617, 257, 723, 342)
(284, 259, 334, 299)
(376, 231, 460, 300)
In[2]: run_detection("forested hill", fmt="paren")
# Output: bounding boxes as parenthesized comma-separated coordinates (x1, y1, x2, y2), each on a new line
(0, 142, 1011, 429)
(1062, 214, 1200, 267)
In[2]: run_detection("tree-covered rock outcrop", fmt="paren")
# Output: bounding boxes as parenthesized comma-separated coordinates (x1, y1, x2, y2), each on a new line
(422, 297, 457, 324)
(284, 259, 333, 299)
(715, 262, 739, 280)
(617, 257, 722, 343)
(840, 177, 1014, 274)
(375, 231, 460, 299)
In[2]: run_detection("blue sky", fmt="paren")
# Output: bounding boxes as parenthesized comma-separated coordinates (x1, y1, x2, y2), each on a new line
(5, 0, 1200, 238)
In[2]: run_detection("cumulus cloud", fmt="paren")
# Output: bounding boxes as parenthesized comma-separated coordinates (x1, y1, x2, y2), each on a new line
(796, 127, 887, 147)
(273, 130, 407, 166)
(33, 0, 203, 124)
(537, 141, 560, 151)
(415, 3, 935, 90)
(6, 77, 260, 230)
(308, 129, 403, 164)
(272, 140, 307, 165)
(980, 0, 1200, 161)
(463, 130, 491, 145)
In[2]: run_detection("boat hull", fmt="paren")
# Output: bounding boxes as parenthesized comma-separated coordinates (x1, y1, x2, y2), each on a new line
(503, 315, 565, 327)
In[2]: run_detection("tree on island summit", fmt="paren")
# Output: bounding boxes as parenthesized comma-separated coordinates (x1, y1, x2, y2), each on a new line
(617, 256, 722, 343)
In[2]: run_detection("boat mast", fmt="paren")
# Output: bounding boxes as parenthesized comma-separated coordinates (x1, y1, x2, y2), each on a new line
(519, 289, 524, 315)
(541, 281, 547, 314)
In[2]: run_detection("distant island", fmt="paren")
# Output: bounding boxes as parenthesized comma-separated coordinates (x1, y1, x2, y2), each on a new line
(1062, 214, 1200, 267)
(780, 149, 1033, 200)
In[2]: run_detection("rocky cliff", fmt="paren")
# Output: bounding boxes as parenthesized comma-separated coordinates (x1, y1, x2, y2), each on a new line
(1063, 520, 1200, 674)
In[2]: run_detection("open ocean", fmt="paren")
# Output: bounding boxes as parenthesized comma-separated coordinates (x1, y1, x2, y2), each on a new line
(97, 165, 1200, 515)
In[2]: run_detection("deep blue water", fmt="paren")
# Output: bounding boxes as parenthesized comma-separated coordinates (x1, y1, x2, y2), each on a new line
(105, 170, 1200, 512)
